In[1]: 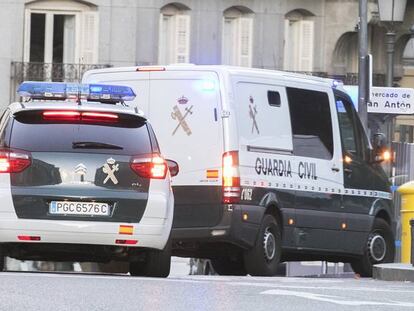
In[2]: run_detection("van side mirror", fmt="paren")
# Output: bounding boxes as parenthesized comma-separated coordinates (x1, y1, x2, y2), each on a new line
(371, 133, 388, 163)
(166, 159, 179, 177)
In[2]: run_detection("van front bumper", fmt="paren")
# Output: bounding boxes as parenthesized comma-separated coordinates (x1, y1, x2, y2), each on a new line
(171, 204, 264, 250)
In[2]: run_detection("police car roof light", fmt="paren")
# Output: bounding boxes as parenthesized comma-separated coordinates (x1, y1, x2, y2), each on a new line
(18, 82, 67, 100)
(17, 82, 136, 104)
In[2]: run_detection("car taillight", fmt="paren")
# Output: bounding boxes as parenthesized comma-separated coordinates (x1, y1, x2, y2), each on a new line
(130, 154, 168, 179)
(43, 111, 80, 121)
(81, 112, 119, 123)
(222, 151, 240, 204)
(42, 111, 118, 123)
(0, 149, 31, 173)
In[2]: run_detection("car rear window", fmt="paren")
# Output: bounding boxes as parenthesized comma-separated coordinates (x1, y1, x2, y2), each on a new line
(10, 111, 152, 155)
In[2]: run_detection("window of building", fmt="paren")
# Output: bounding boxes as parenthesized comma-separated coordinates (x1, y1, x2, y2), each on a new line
(24, 1, 99, 65)
(333, 32, 359, 75)
(284, 10, 314, 72)
(222, 7, 253, 67)
(158, 4, 191, 64)
(287, 87, 333, 159)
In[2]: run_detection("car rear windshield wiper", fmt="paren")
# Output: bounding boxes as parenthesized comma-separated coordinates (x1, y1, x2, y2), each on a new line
(72, 141, 124, 150)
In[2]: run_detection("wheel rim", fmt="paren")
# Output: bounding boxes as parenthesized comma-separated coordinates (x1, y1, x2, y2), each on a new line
(368, 233, 387, 262)
(263, 228, 276, 261)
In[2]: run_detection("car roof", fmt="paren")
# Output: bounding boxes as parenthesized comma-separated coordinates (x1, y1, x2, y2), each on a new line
(8, 100, 146, 119)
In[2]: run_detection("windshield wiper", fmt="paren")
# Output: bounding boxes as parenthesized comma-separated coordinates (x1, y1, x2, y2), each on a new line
(72, 141, 123, 150)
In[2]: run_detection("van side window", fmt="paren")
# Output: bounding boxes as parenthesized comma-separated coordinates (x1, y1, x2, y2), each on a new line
(335, 93, 369, 160)
(268, 91, 281, 107)
(335, 99, 357, 155)
(287, 87, 333, 159)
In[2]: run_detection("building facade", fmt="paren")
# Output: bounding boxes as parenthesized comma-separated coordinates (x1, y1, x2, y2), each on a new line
(1, 0, 414, 138)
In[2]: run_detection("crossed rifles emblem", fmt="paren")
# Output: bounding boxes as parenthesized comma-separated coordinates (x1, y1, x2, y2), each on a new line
(103, 158, 119, 185)
(171, 96, 193, 136)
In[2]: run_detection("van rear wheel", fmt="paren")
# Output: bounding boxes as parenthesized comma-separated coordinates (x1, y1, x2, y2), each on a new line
(243, 214, 281, 276)
(351, 218, 394, 277)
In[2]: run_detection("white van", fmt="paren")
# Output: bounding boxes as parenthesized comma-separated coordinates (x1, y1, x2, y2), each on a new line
(83, 65, 395, 277)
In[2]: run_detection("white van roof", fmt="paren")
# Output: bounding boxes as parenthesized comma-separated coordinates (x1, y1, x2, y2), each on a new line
(83, 65, 345, 91)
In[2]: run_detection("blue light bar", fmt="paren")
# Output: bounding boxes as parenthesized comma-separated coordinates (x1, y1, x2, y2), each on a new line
(18, 82, 67, 99)
(87, 84, 136, 102)
(17, 82, 136, 103)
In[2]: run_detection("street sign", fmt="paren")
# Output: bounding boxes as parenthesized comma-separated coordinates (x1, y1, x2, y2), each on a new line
(343, 85, 414, 115)
(369, 87, 414, 114)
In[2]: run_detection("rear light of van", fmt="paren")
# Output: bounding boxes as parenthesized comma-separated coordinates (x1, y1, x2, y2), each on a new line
(130, 154, 168, 179)
(0, 149, 31, 173)
(136, 66, 166, 72)
(222, 151, 240, 204)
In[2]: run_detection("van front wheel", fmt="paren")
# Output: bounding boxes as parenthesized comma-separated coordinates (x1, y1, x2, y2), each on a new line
(243, 214, 281, 276)
(351, 218, 395, 277)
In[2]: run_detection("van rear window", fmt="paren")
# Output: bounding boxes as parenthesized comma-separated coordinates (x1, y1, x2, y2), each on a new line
(287, 88, 333, 160)
(10, 111, 152, 155)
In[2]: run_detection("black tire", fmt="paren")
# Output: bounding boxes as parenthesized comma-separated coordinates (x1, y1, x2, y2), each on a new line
(211, 256, 247, 276)
(351, 218, 395, 277)
(243, 214, 282, 276)
(130, 240, 171, 278)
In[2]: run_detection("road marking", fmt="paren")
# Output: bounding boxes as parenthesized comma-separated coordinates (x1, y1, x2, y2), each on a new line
(230, 282, 414, 294)
(261, 289, 414, 307)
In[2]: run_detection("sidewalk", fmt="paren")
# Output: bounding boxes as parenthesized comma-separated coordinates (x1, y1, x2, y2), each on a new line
(373, 263, 414, 282)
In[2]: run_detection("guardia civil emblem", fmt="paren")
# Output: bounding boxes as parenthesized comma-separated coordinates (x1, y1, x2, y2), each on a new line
(103, 158, 119, 185)
(171, 96, 193, 136)
(249, 95, 259, 134)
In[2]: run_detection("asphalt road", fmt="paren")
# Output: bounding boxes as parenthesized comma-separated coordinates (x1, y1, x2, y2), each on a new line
(1, 271, 414, 311)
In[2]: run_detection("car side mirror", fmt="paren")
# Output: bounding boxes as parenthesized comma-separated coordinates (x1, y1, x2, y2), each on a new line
(166, 159, 179, 177)
(371, 133, 388, 163)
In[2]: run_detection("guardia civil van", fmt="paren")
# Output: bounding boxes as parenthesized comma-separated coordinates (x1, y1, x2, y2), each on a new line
(83, 65, 395, 277)
(0, 82, 178, 277)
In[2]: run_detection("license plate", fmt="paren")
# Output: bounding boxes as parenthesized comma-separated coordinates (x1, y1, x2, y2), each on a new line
(49, 201, 110, 216)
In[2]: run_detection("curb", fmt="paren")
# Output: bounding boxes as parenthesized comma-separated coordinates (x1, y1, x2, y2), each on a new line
(373, 263, 414, 282)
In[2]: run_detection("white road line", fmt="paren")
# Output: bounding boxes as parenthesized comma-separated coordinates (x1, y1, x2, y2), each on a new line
(230, 282, 414, 294)
(261, 289, 414, 307)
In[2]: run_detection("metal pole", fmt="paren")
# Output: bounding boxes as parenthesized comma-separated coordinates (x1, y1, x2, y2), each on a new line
(358, 0, 368, 131)
(386, 31, 396, 87)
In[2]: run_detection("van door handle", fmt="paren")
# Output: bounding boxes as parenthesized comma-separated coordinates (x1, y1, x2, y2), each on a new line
(331, 167, 340, 172)
(344, 168, 352, 174)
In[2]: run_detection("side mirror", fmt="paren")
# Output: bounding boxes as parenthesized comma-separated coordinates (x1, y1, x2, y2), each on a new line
(372, 133, 387, 150)
(371, 133, 390, 163)
(166, 159, 179, 177)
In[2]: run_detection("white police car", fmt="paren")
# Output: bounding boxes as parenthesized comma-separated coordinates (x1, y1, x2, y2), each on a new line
(0, 82, 178, 277)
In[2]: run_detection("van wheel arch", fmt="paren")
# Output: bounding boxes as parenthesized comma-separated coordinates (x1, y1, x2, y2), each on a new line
(265, 204, 283, 236)
(375, 210, 392, 227)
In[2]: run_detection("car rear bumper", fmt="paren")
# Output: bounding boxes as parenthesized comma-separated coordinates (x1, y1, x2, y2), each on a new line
(0, 214, 172, 250)
(172, 204, 264, 250)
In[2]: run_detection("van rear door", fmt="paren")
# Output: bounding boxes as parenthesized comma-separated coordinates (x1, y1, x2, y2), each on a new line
(148, 70, 223, 228)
